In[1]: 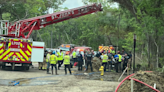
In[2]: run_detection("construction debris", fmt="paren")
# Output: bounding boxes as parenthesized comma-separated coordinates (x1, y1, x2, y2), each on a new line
(117, 71, 164, 92)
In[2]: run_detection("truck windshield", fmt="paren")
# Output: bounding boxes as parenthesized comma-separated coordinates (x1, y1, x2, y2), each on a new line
(59, 47, 70, 51)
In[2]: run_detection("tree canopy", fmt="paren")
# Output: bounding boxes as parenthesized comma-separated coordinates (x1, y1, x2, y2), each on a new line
(1, 0, 164, 70)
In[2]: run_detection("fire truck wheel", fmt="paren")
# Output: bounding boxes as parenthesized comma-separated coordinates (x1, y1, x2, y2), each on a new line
(1, 63, 6, 69)
(2, 65, 5, 69)
(26, 66, 29, 70)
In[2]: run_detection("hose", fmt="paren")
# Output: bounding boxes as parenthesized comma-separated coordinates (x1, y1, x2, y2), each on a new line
(131, 78, 160, 92)
(115, 71, 153, 92)
(115, 73, 135, 92)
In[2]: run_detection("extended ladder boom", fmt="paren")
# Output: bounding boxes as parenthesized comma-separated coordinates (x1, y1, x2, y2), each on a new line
(1, 3, 102, 39)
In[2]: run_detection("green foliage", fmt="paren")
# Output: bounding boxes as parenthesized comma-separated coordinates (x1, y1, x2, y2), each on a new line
(1, 0, 164, 70)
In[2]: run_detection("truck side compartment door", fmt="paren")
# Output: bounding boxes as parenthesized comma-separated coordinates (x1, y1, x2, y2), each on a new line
(31, 41, 45, 62)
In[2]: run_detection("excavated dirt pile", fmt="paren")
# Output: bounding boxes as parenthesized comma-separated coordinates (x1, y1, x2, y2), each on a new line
(86, 57, 102, 72)
(118, 71, 164, 92)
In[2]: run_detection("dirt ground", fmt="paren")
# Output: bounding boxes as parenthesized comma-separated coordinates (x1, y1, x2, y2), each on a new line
(0, 63, 120, 92)
(117, 71, 164, 92)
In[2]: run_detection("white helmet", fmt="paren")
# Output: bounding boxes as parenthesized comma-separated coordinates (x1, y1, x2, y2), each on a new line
(48, 50, 51, 52)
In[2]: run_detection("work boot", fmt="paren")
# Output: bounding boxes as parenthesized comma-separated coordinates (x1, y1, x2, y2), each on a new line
(47, 69, 51, 74)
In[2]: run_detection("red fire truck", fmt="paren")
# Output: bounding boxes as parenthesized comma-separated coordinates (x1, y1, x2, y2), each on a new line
(0, 3, 103, 70)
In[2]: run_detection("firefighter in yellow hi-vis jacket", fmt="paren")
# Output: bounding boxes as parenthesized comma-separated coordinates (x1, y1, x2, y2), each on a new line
(50, 51, 58, 75)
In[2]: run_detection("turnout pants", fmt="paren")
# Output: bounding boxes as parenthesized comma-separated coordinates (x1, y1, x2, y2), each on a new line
(51, 64, 57, 75)
(102, 62, 107, 71)
(42, 58, 47, 70)
(86, 61, 93, 72)
(38, 62, 43, 70)
(65, 64, 72, 74)
(78, 61, 83, 71)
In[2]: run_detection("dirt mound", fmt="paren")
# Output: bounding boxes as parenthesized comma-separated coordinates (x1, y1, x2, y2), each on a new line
(86, 57, 102, 72)
(117, 71, 164, 92)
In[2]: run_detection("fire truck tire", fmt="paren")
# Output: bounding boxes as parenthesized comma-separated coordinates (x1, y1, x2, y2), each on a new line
(26, 66, 29, 70)
(1, 63, 6, 69)
(2, 65, 5, 69)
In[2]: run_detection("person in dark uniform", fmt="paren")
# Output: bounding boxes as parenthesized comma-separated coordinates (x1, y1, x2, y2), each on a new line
(77, 51, 83, 71)
(122, 53, 129, 71)
(86, 50, 93, 72)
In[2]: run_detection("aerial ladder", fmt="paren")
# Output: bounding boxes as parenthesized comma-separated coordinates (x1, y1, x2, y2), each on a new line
(0, 3, 103, 70)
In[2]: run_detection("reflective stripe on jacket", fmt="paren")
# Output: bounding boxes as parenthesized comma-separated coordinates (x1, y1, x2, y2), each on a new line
(64, 55, 70, 65)
(50, 55, 57, 64)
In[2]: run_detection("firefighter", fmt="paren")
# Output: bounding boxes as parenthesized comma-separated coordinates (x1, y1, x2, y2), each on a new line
(64, 51, 72, 75)
(72, 50, 77, 65)
(42, 50, 48, 70)
(57, 50, 64, 70)
(108, 50, 113, 71)
(118, 51, 122, 72)
(38, 50, 46, 70)
(46, 50, 51, 74)
(77, 51, 83, 71)
(86, 50, 93, 72)
(102, 51, 108, 71)
(50, 51, 58, 75)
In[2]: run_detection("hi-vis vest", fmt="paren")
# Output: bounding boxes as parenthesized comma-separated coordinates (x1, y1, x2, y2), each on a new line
(46, 53, 51, 62)
(64, 55, 70, 65)
(50, 55, 57, 64)
(111, 50, 115, 54)
(102, 54, 108, 63)
(72, 52, 76, 58)
(57, 52, 64, 60)
(118, 54, 122, 62)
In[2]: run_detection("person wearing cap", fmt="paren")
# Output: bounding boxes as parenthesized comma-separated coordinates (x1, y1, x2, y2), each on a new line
(86, 50, 93, 72)
(46, 50, 51, 74)
(57, 50, 64, 70)
(77, 51, 83, 71)
(102, 51, 108, 71)
(64, 51, 72, 75)
(50, 51, 58, 75)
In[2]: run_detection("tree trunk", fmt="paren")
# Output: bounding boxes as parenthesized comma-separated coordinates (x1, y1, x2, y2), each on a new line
(147, 34, 150, 68)
(154, 38, 159, 68)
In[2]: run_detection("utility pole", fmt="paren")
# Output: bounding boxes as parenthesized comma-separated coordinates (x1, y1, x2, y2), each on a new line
(51, 30, 53, 49)
(133, 34, 136, 73)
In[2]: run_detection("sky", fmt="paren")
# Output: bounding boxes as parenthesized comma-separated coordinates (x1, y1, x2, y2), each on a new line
(60, 0, 85, 9)
(49, 0, 118, 13)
